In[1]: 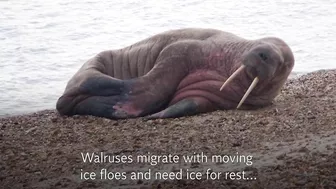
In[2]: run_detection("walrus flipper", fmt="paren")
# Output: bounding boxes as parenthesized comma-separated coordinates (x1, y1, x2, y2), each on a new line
(56, 76, 131, 119)
(146, 97, 215, 119)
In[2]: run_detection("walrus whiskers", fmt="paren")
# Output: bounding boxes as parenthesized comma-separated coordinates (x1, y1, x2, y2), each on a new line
(236, 77, 259, 109)
(219, 65, 246, 91)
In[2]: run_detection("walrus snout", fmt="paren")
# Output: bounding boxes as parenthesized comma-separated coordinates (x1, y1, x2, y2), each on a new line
(242, 45, 282, 80)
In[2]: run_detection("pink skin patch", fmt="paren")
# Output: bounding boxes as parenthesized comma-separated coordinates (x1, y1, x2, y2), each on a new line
(113, 103, 143, 117)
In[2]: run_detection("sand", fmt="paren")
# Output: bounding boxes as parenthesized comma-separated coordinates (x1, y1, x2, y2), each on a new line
(1, 69, 335, 189)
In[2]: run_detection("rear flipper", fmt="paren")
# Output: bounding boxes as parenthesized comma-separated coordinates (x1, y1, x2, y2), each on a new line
(146, 97, 216, 119)
(56, 75, 170, 119)
(56, 76, 131, 118)
(72, 95, 126, 118)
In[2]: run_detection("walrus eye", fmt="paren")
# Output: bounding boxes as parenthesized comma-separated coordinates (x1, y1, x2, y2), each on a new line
(259, 52, 268, 61)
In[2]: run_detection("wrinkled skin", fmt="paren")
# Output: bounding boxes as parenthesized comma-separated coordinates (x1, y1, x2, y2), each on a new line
(56, 28, 294, 119)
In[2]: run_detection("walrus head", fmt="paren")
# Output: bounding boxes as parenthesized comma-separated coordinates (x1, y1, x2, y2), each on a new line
(220, 37, 294, 109)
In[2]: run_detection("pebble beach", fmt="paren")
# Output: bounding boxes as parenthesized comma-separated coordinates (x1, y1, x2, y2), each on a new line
(1, 69, 335, 189)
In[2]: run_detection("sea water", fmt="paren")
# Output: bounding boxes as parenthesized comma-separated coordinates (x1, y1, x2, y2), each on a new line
(0, 0, 335, 116)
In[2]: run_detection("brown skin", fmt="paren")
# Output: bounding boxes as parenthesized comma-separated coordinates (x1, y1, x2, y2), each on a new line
(56, 28, 295, 119)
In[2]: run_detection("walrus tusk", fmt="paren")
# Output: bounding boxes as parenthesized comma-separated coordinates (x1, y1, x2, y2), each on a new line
(220, 65, 246, 91)
(237, 77, 259, 109)
(219, 65, 259, 109)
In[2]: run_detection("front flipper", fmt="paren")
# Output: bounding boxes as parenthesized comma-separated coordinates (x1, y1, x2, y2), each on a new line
(146, 97, 216, 119)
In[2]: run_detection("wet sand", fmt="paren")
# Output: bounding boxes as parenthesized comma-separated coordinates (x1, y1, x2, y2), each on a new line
(1, 69, 335, 189)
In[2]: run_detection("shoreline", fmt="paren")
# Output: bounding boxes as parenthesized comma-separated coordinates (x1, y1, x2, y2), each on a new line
(0, 68, 333, 119)
(1, 69, 336, 189)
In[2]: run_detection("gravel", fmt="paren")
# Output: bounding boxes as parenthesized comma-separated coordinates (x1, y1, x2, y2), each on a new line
(1, 69, 335, 189)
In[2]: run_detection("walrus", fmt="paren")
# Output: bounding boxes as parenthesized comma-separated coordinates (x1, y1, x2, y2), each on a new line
(56, 28, 294, 119)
